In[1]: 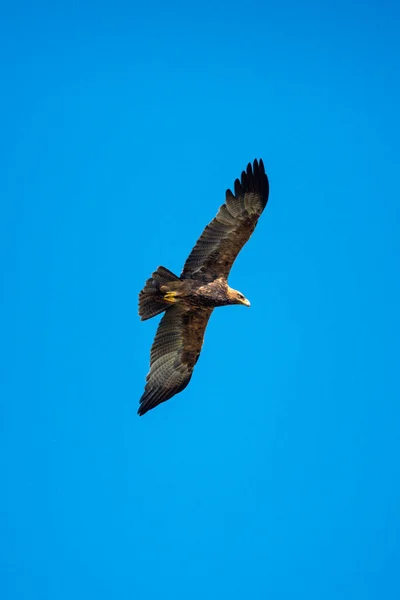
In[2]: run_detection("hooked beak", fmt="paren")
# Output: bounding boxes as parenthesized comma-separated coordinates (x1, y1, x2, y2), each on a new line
(241, 297, 251, 307)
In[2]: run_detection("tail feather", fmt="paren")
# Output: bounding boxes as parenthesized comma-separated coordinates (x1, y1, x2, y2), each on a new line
(138, 266, 180, 321)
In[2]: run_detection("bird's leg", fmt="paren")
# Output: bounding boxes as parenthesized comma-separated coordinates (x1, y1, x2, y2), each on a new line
(163, 291, 178, 303)
(160, 281, 187, 304)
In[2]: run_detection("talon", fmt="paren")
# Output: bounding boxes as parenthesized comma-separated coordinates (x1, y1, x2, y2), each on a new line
(163, 291, 177, 303)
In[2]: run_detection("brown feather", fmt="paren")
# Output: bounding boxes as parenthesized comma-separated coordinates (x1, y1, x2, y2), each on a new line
(181, 159, 269, 280)
(138, 305, 213, 416)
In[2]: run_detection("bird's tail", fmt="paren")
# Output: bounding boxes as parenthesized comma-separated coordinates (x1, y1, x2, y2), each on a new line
(138, 266, 180, 321)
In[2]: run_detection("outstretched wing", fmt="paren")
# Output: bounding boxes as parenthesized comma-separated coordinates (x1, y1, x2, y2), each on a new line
(138, 305, 213, 416)
(181, 159, 269, 281)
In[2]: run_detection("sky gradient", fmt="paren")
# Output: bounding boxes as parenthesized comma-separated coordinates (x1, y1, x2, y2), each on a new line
(1, 1, 400, 598)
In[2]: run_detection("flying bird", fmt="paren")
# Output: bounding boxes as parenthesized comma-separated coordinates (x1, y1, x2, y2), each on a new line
(138, 159, 270, 416)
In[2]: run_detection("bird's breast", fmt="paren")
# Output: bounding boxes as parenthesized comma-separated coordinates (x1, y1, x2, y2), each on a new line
(190, 280, 229, 307)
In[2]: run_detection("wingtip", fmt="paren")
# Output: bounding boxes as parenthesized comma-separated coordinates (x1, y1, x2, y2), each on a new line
(238, 158, 269, 200)
(137, 395, 152, 416)
(226, 159, 269, 205)
(137, 397, 152, 416)
(234, 177, 242, 196)
(252, 158, 265, 178)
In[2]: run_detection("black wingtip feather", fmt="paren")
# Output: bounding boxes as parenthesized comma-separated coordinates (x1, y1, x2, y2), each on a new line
(238, 158, 269, 202)
(252, 159, 260, 179)
(137, 388, 163, 416)
(234, 178, 242, 196)
(225, 159, 269, 208)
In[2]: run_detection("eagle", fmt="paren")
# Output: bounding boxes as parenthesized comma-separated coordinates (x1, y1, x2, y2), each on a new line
(138, 159, 270, 416)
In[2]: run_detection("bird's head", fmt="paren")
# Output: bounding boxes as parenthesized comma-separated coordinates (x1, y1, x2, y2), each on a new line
(227, 286, 251, 307)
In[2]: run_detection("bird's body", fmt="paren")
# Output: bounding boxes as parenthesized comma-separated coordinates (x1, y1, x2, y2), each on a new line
(138, 159, 269, 416)
(159, 277, 250, 309)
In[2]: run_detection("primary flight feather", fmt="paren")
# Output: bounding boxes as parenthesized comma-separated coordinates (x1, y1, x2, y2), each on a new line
(138, 159, 270, 416)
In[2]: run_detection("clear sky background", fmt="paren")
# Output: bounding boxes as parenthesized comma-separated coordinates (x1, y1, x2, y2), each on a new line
(1, 1, 400, 598)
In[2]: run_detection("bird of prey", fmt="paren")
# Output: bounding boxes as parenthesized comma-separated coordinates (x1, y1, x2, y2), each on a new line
(138, 159, 270, 416)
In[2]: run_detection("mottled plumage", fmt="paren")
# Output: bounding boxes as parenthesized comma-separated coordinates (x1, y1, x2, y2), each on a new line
(138, 159, 269, 416)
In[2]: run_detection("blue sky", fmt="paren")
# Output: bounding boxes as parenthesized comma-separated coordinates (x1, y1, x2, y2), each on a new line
(1, 1, 400, 598)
